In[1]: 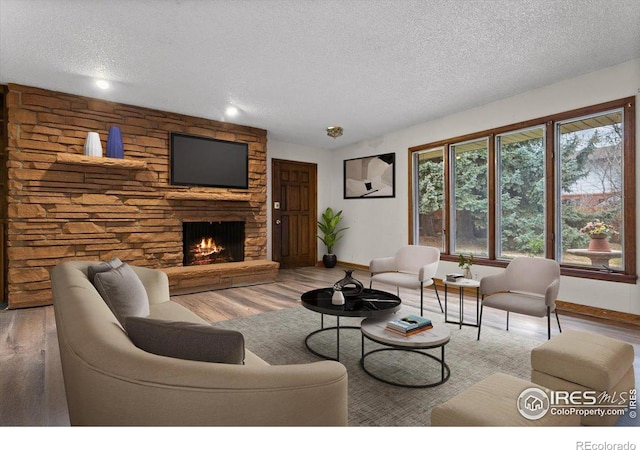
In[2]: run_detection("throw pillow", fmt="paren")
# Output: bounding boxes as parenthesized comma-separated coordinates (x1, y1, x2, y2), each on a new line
(87, 257, 123, 284)
(93, 263, 150, 326)
(124, 317, 245, 364)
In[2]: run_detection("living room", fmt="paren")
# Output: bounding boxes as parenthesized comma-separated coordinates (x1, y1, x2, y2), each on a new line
(1, 0, 639, 446)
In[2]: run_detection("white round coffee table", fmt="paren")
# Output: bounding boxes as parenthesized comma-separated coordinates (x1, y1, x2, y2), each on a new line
(360, 314, 451, 388)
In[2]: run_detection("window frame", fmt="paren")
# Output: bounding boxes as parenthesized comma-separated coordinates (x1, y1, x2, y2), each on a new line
(408, 97, 636, 283)
(495, 125, 547, 260)
(449, 137, 490, 256)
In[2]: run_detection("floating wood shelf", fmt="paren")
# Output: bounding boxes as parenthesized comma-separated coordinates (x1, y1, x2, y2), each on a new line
(164, 191, 251, 201)
(56, 153, 148, 169)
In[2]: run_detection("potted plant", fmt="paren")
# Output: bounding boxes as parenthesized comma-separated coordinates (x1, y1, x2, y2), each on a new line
(580, 219, 618, 252)
(458, 253, 474, 279)
(317, 207, 348, 268)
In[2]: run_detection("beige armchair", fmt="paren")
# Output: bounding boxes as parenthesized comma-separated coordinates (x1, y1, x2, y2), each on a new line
(369, 245, 442, 316)
(477, 256, 561, 340)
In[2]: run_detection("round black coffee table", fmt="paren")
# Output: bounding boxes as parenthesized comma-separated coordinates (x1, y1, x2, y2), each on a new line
(301, 287, 401, 361)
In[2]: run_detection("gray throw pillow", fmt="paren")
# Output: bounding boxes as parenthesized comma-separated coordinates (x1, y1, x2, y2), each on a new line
(93, 263, 150, 326)
(124, 317, 245, 365)
(87, 257, 123, 284)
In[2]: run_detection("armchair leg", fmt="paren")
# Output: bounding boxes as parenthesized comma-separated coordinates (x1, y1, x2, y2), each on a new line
(433, 281, 443, 313)
(555, 309, 562, 333)
(420, 282, 423, 316)
(547, 307, 551, 340)
(506, 311, 509, 331)
(369, 280, 372, 289)
(477, 302, 484, 340)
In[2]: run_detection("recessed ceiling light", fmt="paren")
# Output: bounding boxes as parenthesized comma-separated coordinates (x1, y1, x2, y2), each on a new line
(225, 106, 239, 117)
(96, 79, 109, 90)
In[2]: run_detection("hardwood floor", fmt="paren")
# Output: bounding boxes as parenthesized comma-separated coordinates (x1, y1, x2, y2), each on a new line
(1, 266, 638, 426)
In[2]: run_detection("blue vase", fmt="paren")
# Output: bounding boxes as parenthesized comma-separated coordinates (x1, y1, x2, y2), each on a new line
(106, 126, 124, 158)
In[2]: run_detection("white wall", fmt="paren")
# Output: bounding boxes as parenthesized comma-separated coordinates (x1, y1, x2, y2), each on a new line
(266, 138, 332, 261)
(327, 58, 640, 315)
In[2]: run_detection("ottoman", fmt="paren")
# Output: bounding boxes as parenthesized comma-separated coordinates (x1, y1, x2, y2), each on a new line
(531, 330, 635, 426)
(431, 372, 579, 426)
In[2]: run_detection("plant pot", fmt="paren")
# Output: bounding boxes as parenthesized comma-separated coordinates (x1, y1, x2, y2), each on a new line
(322, 254, 337, 268)
(588, 235, 611, 252)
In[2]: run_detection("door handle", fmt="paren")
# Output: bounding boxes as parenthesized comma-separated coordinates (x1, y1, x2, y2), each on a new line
(275, 219, 281, 225)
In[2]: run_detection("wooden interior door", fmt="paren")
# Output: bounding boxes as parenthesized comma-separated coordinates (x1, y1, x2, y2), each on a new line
(272, 159, 317, 268)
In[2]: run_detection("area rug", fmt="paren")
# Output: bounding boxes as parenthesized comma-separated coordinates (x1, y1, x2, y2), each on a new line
(215, 305, 548, 426)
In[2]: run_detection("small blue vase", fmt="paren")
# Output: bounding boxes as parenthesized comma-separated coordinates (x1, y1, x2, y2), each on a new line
(106, 126, 124, 158)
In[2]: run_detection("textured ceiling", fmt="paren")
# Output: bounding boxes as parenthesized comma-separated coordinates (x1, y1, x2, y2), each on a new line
(1, 0, 639, 149)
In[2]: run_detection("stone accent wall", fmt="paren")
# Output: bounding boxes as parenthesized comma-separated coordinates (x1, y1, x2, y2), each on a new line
(5, 84, 268, 308)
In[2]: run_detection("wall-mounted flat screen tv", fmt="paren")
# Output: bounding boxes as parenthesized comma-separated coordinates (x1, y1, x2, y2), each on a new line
(170, 133, 249, 189)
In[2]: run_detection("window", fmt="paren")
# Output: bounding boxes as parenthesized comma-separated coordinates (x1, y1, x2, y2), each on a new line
(451, 139, 488, 256)
(410, 97, 635, 283)
(413, 147, 445, 250)
(557, 110, 624, 270)
(496, 126, 546, 259)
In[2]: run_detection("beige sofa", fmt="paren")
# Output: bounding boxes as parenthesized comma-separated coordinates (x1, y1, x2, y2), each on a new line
(51, 261, 348, 426)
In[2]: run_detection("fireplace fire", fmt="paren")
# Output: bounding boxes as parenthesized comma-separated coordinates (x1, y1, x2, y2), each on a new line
(183, 221, 244, 266)
(190, 237, 228, 265)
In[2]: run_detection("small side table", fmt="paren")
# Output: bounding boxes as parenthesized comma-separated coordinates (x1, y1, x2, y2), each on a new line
(443, 278, 480, 329)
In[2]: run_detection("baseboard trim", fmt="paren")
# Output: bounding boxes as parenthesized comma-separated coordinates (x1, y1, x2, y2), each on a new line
(555, 301, 640, 327)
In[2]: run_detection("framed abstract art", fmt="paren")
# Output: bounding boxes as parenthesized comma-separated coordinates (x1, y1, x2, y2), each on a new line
(343, 152, 395, 199)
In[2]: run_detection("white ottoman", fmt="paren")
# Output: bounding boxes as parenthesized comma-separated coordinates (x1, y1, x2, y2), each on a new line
(531, 330, 635, 426)
(431, 372, 579, 426)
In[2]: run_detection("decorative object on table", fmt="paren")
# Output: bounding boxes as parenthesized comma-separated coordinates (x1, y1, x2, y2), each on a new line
(446, 273, 464, 282)
(317, 207, 348, 268)
(344, 152, 395, 199)
(106, 126, 124, 158)
(83, 131, 103, 157)
(458, 253, 474, 279)
(580, 219, 617, 252)
(334, 269, 364, 297)
(386, 314, 433, 336)
(331, 286, 345, 306)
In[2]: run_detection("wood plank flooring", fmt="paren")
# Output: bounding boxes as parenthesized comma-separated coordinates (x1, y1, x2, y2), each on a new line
(1, 266, 638, 426)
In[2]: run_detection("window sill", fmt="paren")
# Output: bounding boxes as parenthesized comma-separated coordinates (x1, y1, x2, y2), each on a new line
(439, 254, 637, 284)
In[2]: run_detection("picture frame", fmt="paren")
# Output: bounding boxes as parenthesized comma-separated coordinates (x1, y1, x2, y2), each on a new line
(343, 152, 395, 199)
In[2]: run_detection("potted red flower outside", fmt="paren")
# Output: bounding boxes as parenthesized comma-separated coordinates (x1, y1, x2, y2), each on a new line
(580, 219, 618, 252)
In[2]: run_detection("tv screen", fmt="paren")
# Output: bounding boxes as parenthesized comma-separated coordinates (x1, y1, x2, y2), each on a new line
(170, 133, 249, 189)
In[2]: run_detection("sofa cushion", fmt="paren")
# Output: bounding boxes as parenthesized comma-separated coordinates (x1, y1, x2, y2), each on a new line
(87, 257, 123, 284)
(124, 317, 245, 364)
(93, 263, 150, 325)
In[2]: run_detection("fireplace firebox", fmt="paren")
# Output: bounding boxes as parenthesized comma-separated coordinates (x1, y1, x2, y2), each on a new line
(182, 221, 245, 266)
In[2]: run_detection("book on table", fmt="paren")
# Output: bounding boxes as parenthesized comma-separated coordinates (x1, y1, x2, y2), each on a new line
(446, 273, 464, 282)
(386, 314, 432, 334)
(386, 324, 434, 336)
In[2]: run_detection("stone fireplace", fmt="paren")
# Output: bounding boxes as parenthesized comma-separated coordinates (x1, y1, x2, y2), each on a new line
(4, 83, 278, 308)
(183, 221, 245, 266)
